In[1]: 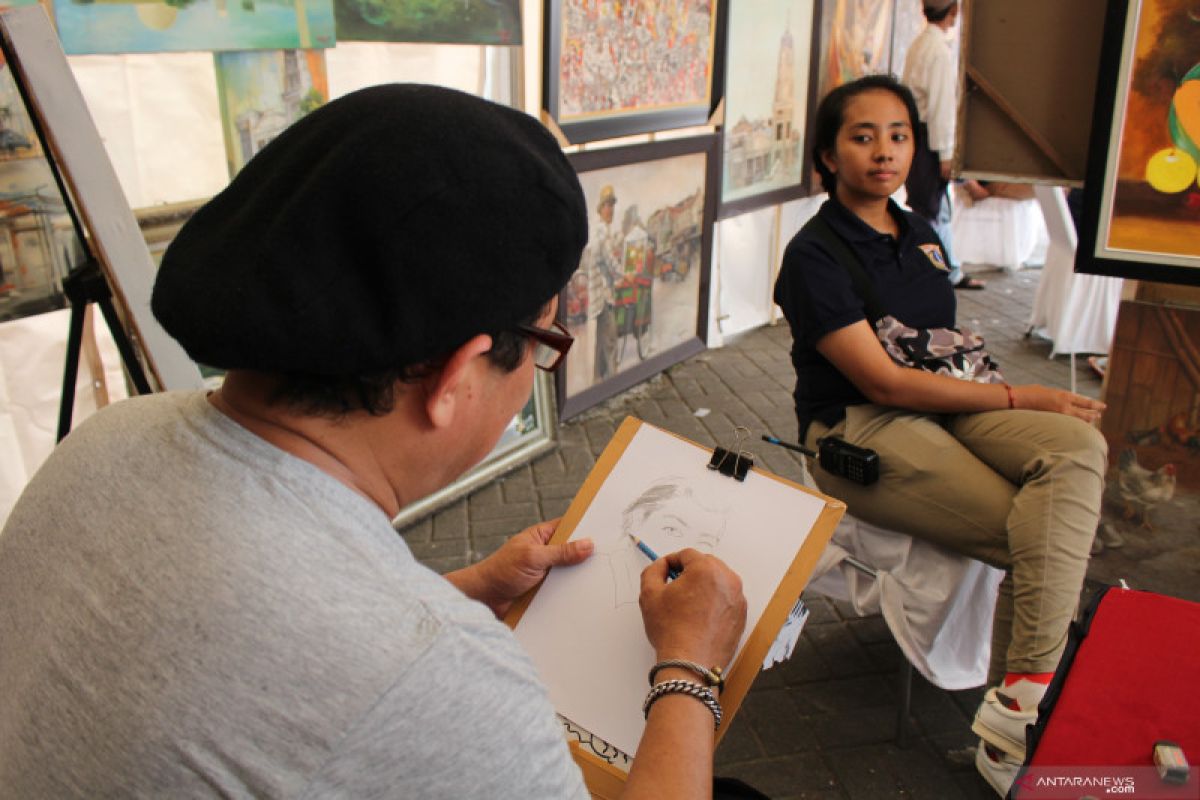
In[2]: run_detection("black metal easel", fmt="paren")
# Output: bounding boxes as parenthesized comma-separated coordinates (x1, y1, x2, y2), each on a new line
(0, 29, 157, 443)
(56, 259, 152, 442)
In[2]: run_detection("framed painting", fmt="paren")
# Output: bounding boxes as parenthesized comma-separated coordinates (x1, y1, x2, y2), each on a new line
(1076, 0, 1200, 287)
(544, 0, 722, 145)
(718, 0, 816, 218)
(334, 0, 521, 45)
(558, 135, 717, 419)
(813, 0, 895, 101)
(215, 49, 329, 178)
(392, 373, 558, 530)
(0, 5, 203, 390)
(0, 46, 81, 324)
(51, 0, 335, 55)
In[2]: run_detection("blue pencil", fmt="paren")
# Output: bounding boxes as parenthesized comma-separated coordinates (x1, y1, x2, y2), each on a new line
(628, 533, 681, 580)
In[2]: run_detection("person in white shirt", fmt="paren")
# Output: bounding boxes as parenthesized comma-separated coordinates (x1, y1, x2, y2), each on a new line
(902, 0, 985, 290)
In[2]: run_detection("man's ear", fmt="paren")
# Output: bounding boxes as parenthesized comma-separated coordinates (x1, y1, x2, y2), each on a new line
(424, 334, 493, 429)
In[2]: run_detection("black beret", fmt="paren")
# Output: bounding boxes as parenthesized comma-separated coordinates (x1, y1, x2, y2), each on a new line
(152, 83, 587, 375)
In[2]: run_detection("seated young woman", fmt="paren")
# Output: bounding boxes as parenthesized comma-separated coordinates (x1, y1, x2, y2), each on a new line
(773, 74, 1108, 795)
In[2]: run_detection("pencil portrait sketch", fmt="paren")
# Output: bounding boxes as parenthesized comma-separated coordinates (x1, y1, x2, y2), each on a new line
(601, 475, 729, 608)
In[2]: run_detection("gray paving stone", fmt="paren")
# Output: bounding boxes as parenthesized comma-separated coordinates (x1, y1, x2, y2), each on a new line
(431, 502, 468, 541)
(467, 517, 536, 539)
(825, 745, 906, 799)
(806, 675, 896, 714)
(499, 477, 535, 503)
(714, 711, 765, 766)
(805, 623, 879, 677)
(740, 688, 820, 755)
(812, 703, 903, 748)
(467, 499, 539, 522)
(718, 753, 839, 800)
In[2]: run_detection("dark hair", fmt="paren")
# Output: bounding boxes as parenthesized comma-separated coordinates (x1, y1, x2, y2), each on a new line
(923, 2, 958, 23)
(811, 74, 922, 196)
(267, 306, 544, 418)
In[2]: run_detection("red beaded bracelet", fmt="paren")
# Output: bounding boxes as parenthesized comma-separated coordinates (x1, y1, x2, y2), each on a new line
(1003, 383, 1016, 410)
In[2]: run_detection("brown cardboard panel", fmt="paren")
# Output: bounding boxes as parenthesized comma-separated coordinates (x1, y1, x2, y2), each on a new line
(958, 0, 1106, 183)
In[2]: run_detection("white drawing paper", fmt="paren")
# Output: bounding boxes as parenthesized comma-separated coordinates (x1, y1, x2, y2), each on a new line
(513, 421, 827, 757)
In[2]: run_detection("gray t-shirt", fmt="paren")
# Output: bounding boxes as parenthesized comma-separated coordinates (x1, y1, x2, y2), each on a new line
(0, 392, 586, 799)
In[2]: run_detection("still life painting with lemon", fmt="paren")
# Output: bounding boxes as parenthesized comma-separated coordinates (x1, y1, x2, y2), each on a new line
(1103, 0, 1200, 264)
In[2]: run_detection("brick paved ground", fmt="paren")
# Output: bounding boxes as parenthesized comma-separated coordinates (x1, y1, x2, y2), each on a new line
(398, 265, 1106, 799)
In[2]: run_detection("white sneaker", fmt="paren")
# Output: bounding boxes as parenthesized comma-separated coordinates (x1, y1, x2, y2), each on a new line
(975, 740, 1022, 797)
(971, 687, 1038, 761)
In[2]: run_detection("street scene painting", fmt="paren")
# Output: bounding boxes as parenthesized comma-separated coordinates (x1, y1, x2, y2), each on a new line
(52, 0, 335, 55)
(333, 0, 520, 44)
(720, 0, 813, 210)
(551, 0, 718, 137)
(559, 138, 714, 417)
(214, 49, 328, 177)
(0, 56, 83, 323)
(1094, 0, 1200, 273)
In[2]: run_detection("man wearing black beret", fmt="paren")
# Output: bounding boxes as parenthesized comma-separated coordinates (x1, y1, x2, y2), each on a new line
(0, 85, 747, 797)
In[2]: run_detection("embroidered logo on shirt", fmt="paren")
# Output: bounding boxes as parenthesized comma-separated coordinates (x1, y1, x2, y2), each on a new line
(919, 243, 949, 271)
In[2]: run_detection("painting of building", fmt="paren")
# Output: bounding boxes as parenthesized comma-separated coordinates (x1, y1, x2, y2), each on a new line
(215, 49, 328, 177)
(721, 0, 813, 206)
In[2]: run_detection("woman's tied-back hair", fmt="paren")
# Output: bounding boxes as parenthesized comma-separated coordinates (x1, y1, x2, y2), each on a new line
(811, 74, 923, 196)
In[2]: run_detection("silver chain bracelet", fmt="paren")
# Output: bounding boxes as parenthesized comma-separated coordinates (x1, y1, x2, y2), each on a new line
(648, 658, 725, 690)
(642, 679, 723, 728)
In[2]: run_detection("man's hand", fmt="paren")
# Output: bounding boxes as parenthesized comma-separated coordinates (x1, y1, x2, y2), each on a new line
(939, 159, 953, 181)
(446, 519, 594, 618)
(639, 549, 747, 670)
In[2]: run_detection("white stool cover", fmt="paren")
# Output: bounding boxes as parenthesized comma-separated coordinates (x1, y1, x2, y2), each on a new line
(808, 510, 1004, 690)
(1028, 185, 1124, 357)
(950, 190, 1049, 273)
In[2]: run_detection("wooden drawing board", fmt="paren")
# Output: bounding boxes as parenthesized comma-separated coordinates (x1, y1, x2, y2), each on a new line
(956, 0, 1106, 185)
(506, 416, 844, 797)
(0, 7, 202, 390)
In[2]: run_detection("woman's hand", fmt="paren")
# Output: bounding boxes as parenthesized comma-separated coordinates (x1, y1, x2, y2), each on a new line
(639, 549, 747, 669)
(1011, 384, 1105, 423)
(447, 519, 594, 618)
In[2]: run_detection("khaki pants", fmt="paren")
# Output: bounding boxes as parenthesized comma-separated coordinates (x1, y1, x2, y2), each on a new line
(806, 405, 1107, 682)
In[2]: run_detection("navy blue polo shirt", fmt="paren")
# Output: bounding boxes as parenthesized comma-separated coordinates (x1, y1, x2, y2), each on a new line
(773, 197, 956, 438)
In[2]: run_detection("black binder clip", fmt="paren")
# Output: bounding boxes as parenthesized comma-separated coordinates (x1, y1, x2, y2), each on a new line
(707, 426, 754, 482)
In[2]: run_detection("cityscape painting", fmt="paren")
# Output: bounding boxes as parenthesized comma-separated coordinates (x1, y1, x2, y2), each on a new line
(545, 0, 721, 144)
(0, 54, 83, 323)
(214, 49, 328, 177)
(719, 0, 814, 216)
(558, 136, 717, 419)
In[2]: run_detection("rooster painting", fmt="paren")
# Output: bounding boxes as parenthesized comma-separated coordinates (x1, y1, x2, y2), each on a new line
(1116, 448, 1178, 530)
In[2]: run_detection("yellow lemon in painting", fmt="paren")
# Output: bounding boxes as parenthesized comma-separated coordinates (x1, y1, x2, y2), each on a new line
(135, 3, 179, 31)
(1145, 147, 1197, 193)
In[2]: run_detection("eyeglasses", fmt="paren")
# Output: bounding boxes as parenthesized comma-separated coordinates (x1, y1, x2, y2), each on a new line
(516, 320, 574, 372)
